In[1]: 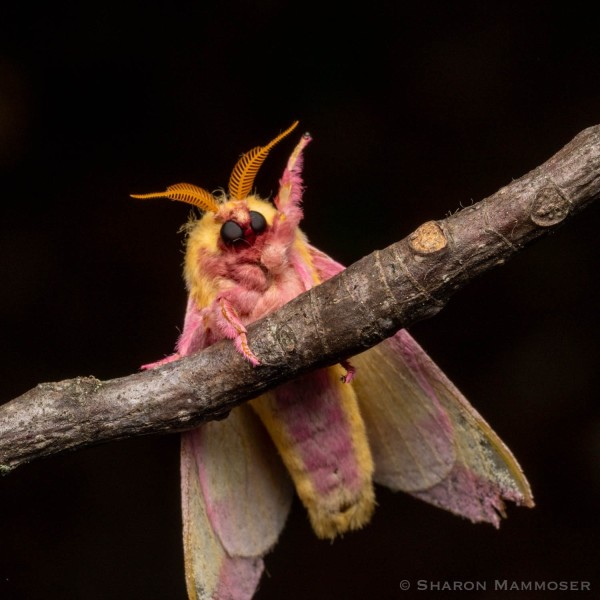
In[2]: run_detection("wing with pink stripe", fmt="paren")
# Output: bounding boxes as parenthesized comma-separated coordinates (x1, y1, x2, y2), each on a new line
(181, 405, 293, 600)
(352, 331, 533, 524)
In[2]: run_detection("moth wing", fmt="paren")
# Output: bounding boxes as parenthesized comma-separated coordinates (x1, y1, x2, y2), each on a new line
(306, 243, 346, 280)
(351, 330, 534, 526)
(181, 405, 293, 600)
(350, 331, 456, 492)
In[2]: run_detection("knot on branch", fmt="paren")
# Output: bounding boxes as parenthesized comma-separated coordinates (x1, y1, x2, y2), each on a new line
(530, 186, 571, 227)
(408, 221, 448, 255)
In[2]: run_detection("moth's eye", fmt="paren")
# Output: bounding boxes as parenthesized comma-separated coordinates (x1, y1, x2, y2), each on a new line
(220, 220, 244, 244)
(249, 211, 267, 234)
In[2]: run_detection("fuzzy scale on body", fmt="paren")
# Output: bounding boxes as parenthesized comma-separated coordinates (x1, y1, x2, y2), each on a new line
(135, 122, 533, 600)
(179, 189, 376, 539)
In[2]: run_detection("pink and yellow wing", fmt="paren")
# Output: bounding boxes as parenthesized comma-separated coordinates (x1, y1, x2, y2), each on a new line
(181, 406, 293, 600)
(147, 298, 293, 600)
(307, 246, 533, 525)
(351, 331, 533, 525)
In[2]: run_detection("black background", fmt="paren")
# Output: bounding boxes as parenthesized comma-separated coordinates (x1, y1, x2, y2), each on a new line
(1, 2, 598, 599)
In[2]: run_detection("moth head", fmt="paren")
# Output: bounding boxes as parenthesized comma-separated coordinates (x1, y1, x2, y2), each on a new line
(211, 196, 277, 251)
(131, 121, 299, 250)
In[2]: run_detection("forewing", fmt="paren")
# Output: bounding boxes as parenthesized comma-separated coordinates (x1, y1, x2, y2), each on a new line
(352, 330, 534, 525)
(181, 405, 293, 599)
(306, 243, 345, 280)
(351, 333, 456, 491)
(181, 435, 262, 600)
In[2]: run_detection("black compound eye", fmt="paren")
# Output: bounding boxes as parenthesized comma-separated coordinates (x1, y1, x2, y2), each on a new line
(249, 211, 267, 234)
(220, 220, 244, 244)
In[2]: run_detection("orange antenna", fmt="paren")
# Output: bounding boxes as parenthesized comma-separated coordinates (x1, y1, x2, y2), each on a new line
(131, 183, 220, 213)
(228, 121, 299, 200)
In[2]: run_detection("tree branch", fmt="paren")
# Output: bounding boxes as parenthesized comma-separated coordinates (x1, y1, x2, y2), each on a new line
(1, 126, 599, 474)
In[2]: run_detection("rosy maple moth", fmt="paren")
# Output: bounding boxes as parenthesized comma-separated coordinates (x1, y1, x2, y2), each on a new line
(133, 122, 533, 600)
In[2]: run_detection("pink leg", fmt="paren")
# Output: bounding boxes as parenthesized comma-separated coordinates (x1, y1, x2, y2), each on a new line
(218, 298, 261, 366)
(340, 359, 356, 384)
(141, 353, 181, 370)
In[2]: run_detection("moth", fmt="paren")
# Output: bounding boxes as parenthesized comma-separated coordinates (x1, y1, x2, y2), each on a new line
(134, 122, 533, 600)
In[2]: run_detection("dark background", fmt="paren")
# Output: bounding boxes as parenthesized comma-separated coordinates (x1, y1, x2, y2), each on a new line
(1, 2, 598, 599)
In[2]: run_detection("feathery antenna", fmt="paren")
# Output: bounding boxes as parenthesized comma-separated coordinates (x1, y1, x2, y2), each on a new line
(228, 121, 299, 200)
(131, 183, 220, 213)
